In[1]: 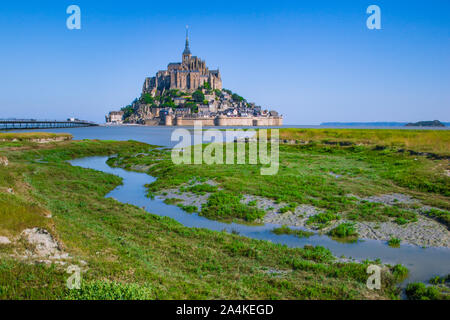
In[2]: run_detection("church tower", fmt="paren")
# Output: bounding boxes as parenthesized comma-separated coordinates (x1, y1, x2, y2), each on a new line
(182, 26, 191, 65)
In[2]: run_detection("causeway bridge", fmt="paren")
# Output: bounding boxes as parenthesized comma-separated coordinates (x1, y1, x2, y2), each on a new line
(0, 119, 99, 130)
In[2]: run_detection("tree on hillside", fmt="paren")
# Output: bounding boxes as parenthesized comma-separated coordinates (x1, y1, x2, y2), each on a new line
(203, 82, 211, 90)
(192, 90, 205, 103)
(121, 105, 134, 119)
(161, 101, 176, 108)
(167, 89, 182, 98)
(184, 102, 198, 113)
(232, 93, 244, 102)
(140, 93, 154, 105)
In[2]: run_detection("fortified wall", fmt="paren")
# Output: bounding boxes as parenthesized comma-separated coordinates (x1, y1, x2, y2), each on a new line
(163, 115, 283, 126)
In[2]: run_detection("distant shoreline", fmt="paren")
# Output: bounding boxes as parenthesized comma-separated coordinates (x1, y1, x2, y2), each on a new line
(321, 122, 450, 127)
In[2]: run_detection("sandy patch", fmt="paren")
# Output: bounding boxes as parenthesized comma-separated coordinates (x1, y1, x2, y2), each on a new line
(156, 179, 219, 211)
(346, 193, 450, 247)
(158, 188, 211, 211)
(362, 193, 419, 206)
(21, 228, 70, 262)
(356, 216, 450, 248)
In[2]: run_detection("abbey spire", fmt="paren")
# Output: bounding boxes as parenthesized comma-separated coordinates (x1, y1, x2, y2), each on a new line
(183, 25, 191, 56)
(143, 28, 222, 94)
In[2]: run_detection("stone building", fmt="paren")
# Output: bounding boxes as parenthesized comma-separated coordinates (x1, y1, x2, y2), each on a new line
(142, 28, 222, 95)
(105, 111, 124, 124)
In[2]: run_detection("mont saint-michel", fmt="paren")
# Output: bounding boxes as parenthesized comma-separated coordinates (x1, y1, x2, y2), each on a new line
(106, 30, 283, 126)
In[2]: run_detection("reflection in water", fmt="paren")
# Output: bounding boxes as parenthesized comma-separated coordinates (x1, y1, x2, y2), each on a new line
(70, 156, 450, 285)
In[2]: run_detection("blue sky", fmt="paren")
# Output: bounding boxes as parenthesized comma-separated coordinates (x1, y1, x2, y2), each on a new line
(0, 0, 449, 124)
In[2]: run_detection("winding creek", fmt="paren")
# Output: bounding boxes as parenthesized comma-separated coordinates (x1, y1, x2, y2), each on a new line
(70, 155, 450, 285)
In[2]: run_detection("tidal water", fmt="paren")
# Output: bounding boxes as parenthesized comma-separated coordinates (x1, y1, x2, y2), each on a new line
(11, 124, 449, 147)
(13, 125, 255, 147)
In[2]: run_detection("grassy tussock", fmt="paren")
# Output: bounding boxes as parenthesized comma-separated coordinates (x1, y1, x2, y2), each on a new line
(388, 237, 401, 248)
(200, 191, 266, 222)
(406, 282, 449, 300)
(66, 280, 153, 300)
(328, 223, 358, 239)
(423, 209, 450, 228)
(272, 226, 314, 238)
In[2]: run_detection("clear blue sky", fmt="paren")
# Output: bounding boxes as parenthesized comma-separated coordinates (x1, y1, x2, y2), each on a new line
(1, 0, 449, 124)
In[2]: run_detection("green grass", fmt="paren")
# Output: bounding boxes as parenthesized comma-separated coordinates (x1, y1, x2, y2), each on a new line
(0, 258, 67, 299)
(272, 226, 314, 238)
(429, 274, 450, 285)
(177, 204, 198, 213)
(277, 128, 450, 157)
(406, 274, 449, 300)
(422, 209, 450, 229)
(391, 264, 409, 282)
(328, 223, 358, 239)
(388, 237, 401, 248)
(200, 191, 266, 222)
(181, 183, 218, 194)
(0, 137, 404, 299)
(405, 282, 449, 300)
(280, 203, 298, 213)
(307, 212, 341, 228)
(0, 132, 72, 141)
(163, 198, 182, 205)
(65, 280, 153, 300)
(0, 194, 51, 237)
(347, 202, 417, 225)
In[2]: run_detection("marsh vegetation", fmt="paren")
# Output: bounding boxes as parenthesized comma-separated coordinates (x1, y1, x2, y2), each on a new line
(0, 133, 404, 299)
(1, 129, 449, 300)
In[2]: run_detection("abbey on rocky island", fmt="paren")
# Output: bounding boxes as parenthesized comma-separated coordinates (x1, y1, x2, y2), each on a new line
(143, 28, 222, 95)
(106, 28, 282, 127)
